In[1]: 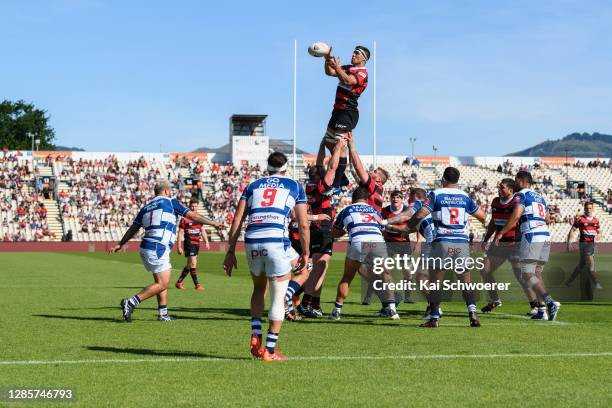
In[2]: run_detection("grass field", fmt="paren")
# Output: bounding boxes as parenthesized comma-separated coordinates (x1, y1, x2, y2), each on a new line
(1, 251, 611, 407)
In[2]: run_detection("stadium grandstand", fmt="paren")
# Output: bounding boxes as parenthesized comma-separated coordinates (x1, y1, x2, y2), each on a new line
(1, 149, 610, 244)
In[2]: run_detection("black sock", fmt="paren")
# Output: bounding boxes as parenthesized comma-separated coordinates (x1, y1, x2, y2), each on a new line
(190, 268, 199, 285)
(178, 267, 189, 282)
(302, 294, 312, 307)
(529, 301, 539, 308)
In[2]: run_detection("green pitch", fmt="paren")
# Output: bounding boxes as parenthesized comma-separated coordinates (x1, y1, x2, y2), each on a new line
(0, 251, 611, 407)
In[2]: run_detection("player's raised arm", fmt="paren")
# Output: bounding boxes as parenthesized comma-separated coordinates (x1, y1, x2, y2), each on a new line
(223, 199, 248, 276)
(329, 58, 357, 86)
(185, 211, 226, 229)
(404, 205, 430, 234)
(347, 133, 369, 184)
(324, 49, 336, 76)
(323, 138, 347, 187)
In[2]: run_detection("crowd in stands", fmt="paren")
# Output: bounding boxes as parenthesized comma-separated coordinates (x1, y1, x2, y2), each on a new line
(57, 155, 161, 235)
(0, 154, 54, 241)
(573, 159, 611, 168)
(1, 153, 609, 242)
(199, 162, 265, 240)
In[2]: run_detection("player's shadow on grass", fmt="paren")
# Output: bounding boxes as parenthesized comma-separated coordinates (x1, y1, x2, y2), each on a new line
(33, 314, 124, 323)
(86, 346, 248, 360)
(171, 306, 252, 317)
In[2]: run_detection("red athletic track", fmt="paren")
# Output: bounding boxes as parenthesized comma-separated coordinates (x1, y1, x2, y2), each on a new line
(0, 242, 610, 253)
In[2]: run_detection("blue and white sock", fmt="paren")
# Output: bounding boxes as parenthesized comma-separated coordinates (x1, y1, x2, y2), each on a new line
(265, 331, 279, 353)
(251, 318, 262, 341)
(467, 303, 477, 313)
(334, 302, 343, 311)
(285, 280, 301, 311)
(128, 295, 141, 308)
(158, 304, 167, 316)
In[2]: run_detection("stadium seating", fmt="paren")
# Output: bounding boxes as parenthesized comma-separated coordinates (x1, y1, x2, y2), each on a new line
(1, 152, 610, 243)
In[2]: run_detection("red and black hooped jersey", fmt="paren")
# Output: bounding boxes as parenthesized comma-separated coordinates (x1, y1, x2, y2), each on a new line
(361, 176, 384, 213)
(381, 204, 409, 242)
(305, 178, 333, 231)
(573, 215, 600, 242)
(333, 65, 368, 111)
(180, 218, 203, 245)
(491, 197, 520, 242)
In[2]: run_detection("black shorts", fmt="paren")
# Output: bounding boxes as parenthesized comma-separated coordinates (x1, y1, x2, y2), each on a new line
(310, 229, 333, 255)
(184, 242, 200, 257)
(579, 242, 595, 257)
(386, 241, 412, 257)
(327, 109, 359, 133)
(486, 242, 519, 262)
(290, 236, 303, 256)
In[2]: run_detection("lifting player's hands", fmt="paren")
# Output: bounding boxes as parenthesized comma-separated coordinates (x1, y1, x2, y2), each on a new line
(223, 251, 237, 277)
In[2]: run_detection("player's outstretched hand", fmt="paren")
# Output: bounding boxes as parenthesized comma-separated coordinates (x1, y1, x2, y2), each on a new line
(109, 244, 123, 254)
(177, 247, 184, 255)
(216, 222, 229, 229)
(223, 251, 237, 277)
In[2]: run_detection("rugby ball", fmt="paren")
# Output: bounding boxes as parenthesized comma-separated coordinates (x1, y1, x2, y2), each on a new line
(308, 42, 331, 57)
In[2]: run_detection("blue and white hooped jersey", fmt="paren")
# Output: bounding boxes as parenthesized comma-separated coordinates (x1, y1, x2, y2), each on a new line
(333, 203, 384, 244)
(514, 188, 550, 240)
(241, 176, 306, 246)
(133, 196, 190, 254)
(423, 188, 478, 243)
(411, 200, 435, 243)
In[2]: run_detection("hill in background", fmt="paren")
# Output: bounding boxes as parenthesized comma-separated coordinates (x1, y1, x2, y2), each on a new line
(507, 132, 612, 157)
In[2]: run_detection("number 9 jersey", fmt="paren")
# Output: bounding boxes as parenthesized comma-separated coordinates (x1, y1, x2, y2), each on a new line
(240, 176, 307, 247)
(423, 188, 479, 243)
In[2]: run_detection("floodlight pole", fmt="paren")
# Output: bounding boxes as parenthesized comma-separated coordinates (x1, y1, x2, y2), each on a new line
(373, 40, 377, 167)
(292, 39, 297, 175)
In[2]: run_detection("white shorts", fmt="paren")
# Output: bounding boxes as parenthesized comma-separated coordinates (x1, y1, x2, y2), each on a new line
(346, 241, 387, 264)
(519, 237, 551, 263)
(246, 242, 298, 278)
(140, 248, 172, 274)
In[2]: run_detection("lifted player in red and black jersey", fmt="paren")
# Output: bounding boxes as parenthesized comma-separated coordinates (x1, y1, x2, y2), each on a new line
(296, 139, 347, 318)
(480, 179, 538, 314)
(565, 202, 602, 290)
(175, 200, 210, 291)
(323, 46, 369, 148)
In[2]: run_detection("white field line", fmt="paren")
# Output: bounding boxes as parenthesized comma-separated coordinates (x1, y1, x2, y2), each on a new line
(1, 352, 611, 366)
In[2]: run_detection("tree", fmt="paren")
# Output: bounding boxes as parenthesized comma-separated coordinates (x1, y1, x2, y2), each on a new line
(0, 100, 55, 150)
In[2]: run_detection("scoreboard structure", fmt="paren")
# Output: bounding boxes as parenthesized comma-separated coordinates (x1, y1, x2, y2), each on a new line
(230, 114, 270, 168)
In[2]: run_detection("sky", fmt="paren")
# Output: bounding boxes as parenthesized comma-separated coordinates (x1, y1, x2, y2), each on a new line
(2, 0, 612, 156)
